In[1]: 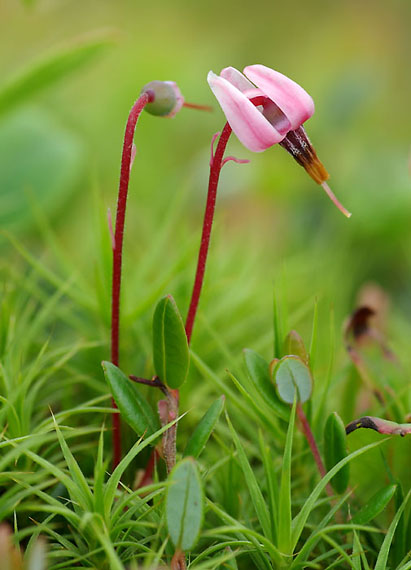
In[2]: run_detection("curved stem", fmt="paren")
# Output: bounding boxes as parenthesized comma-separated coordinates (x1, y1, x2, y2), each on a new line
(185, 122, 232, 343)
(111, 91, 152, 469)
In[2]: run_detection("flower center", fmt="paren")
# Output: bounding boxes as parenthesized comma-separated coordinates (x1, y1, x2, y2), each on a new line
(248, 95, 291, 137)
(261, 99, 292, 136)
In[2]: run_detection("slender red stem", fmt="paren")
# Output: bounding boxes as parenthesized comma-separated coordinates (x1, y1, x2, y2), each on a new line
(185, 122, 232, 343)
(111, 91, 152, 469)
(296, 402, 334, 497)
(184, 96, 268, 343)
(296, 403, 326, 477)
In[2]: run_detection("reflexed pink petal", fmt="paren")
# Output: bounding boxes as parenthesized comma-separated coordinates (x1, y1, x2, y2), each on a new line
(164, 81, 184, 117)
(207, 71, 284, 152)
(220, 66, 256, 93)
(244, 64, 315, 129)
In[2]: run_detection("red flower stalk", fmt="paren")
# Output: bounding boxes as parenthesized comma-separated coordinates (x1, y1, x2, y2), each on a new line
(186, 64, 351, 345)
(110, 80, 184, 469)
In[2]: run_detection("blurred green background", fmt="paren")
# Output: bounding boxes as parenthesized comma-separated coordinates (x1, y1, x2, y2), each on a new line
(0, 0, 410, 492)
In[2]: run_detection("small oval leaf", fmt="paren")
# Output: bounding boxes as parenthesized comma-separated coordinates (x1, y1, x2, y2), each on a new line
(102, 361, 159, 438)
(351, 484, 397, 525)
(183, 396, 225, 458)
(166, 458, 203, 550)
(153, 295, 189, 389)
(274, 356, 312, 404)
(324, 412, 350, 494)
(283, 330, 309, 364)
(244, 349, 289, 420)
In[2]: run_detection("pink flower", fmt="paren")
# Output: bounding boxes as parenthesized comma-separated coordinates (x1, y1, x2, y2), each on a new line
(208, 65, 313, 151)
(208, 65, 351, 217)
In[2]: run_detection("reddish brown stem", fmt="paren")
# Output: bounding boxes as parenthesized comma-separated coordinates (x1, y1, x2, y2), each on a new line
(184, 96, 267, 343)
(297, 403, 334, 496)
(296, 403, 326, 477)
(185, 122, 232, 342)
(137, 449, 159, 488)
(111, 91, 153, 469)
(171, 549, 186, 570)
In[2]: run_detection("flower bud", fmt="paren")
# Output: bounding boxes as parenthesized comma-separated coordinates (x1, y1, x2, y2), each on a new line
(141, 80, 184, 118)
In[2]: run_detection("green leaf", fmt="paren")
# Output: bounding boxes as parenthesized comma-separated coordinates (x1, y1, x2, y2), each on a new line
(291, 438, 389, 550)
(351, 484, 397, 525)
(324, 412, 350, 494)
(0, 33, 114, 117)
(258, 430, 278, 545)
(226, 412, 272, 538)
(375, 490, 410, 570)
(283, 330, 309, 364)
(274, 356, 312, 404)
(102, 361, 159, 438)
(152, 295, 189, 389)
(104, 413, 185, 518)
(166, 458, 203, 551)
(392, 483, 407, 568)
(226, 412, 273, 543)
(52, 415, 94, 511)
(243, 349, 289, 421)
(278, 398, 297, 555)
(183, 396, 225, 458)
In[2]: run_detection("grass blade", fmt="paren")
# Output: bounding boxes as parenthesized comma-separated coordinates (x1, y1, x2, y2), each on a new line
(278, 399, 296, 554)
(291, 438, 389, 550)
(375, 490, 410, 570)
(225, 412, 272, 541)
(183, 395, 225, 458)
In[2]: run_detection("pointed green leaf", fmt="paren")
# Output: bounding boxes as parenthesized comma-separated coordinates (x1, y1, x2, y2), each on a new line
(351, 484, 397, 525)
(166, 458, 203, 550)
(244, 349, 289, 420)
(291, 438, 389, 550)
(375, 490, 410, 570)
(392, 483, 406, 568)
(102, 361, 159, 438)
(278, 399, 297, 554)
(226, 412, 272, 542)
(274, 356, 312, 404)
(153, 295, 189, 389)
(324, 412, 349, 494)
(183, 396, 225, 458)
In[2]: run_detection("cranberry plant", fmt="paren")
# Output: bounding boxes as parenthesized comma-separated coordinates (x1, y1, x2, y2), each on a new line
(0, 33, 410, 570)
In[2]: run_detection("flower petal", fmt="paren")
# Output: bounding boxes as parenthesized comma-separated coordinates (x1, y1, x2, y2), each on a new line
(220, 66, 255, 93)
(207, 71, 284, 152)
(244, 64, 314, 129)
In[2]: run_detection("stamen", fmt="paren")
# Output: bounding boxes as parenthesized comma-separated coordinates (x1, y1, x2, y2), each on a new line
(280, 127, 351, 218)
